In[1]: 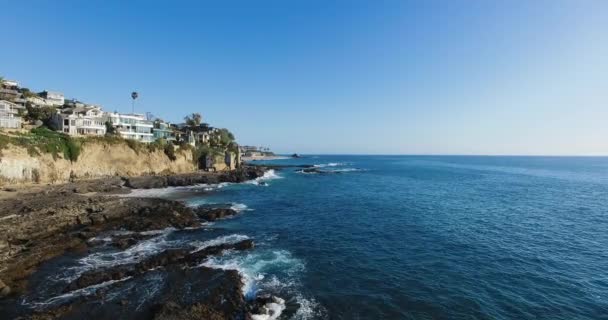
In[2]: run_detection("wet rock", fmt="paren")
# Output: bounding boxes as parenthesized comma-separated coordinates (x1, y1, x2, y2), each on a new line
(109, 233, 154, 250)
(247, 294, 286, 319)
(153, 301, 226, 320)
(125, 166, 267, 189)
(66, 240, 255, 292)
(195, 208, 238, 221)
(0, 278, 10, 297)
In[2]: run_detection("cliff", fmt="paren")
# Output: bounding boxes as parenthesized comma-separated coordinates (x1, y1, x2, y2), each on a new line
(0, 138, 197, 185)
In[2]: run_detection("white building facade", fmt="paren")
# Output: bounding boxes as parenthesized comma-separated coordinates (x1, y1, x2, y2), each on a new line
(52, 106, 106, 136)
(0, 100, 23, 128)
(104, 112, 154, 143)
(39, 91, 65, 106)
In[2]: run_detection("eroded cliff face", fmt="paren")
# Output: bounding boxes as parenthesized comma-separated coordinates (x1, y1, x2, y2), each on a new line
(0, 142, 196, 185)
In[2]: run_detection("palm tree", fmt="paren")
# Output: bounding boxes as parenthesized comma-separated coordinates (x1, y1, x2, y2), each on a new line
(131, 91, 138, 113)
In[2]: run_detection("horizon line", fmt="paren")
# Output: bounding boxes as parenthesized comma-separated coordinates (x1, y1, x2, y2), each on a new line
(274, 153, 608, 157)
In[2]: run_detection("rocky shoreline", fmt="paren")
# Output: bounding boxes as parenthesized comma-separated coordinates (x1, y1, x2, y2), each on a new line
(0, 166, 283, 320)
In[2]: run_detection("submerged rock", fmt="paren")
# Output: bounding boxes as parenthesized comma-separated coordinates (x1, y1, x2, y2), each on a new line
(195, 207, 239, 221)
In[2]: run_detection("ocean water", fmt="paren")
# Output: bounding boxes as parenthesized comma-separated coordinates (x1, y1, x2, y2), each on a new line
(7, 155, 608, 319)
(178, 155, 608, 319)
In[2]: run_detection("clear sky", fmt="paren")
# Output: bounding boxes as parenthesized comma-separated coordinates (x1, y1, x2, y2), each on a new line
(1, 0, 607, 155)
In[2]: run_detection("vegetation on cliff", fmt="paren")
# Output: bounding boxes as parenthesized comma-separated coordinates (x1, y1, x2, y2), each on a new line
(0, 128, 187, 163)
(0, 128, 81, 161)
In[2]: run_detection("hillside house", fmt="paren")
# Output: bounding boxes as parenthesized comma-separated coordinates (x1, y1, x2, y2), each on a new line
(104, 112, 154, 143)
(38, 91, 65, 106)
(52, 106, 106, 136)
(0, 100, 24, 128)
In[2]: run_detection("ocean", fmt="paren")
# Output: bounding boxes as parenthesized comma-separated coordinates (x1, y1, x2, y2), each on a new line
(9, 155, 608, 319)
(183, 155, 608, 319)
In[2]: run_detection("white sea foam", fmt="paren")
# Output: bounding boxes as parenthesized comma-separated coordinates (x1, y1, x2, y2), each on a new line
(325, 168, 366, 173)
(190, 234, 250, 253)
(251, 296, 286, 320)
(199, 249, 304, 297)
(27, 277, 133, 308)
(231, 202, 253, 212)
(292, 295, 323, 320)
(313, 162, 350, 168)
(67, 228, 178, 281)
(121, 187, 181, 198)
(247, 169, 283, 186)
(201, 249, 322, 320)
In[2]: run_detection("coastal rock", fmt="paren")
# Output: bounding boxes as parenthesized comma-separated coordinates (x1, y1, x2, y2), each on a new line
(152, 268, 246, 320)
(123, 166, 267, 189)
(124, 176, 168, 189)
(247, 294, 286, 319)
(0, 279, 10, 297)
(66, 239, 255, 292)
(195, 207, 239, 221)
(153, 301, 226, 320)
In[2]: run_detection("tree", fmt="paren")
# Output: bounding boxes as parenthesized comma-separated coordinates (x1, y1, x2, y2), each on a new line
(25, 105, 56, 126)
(105, 121, 117, 135)
(20, 88, 38, 98)
(184, 113, 202, 127)
(214, 128, 235, 147)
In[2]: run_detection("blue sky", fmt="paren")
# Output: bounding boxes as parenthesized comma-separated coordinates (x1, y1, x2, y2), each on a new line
(1, 0, 607, 155)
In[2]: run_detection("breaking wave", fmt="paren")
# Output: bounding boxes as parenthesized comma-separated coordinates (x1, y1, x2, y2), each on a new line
(247, 169, 283, 186)
(231, 202, 253, 212)
(66, 228, 179, 281)
(198, 248, 321, 319)
(190, 234, 250, 253)
(313, 162, 349, 168)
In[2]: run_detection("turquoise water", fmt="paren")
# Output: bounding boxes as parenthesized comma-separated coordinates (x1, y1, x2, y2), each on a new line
(185, 156, 608, 319)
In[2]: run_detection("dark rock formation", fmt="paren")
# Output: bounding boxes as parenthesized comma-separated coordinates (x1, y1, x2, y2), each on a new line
(0, 194, 200, 295)
(66, 239, 254, 292)
(195, 207, 239, 221)
(0, 279, 10, 298)
(124, 166, 267, 189)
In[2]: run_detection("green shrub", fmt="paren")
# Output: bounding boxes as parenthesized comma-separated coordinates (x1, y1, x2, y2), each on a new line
(0, 128, 81, 162)
(65, 139, 81, 162)
(164, 143, 176, 161)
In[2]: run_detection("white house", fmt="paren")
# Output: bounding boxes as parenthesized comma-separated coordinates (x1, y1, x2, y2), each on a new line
(38, 91, 65, 106)
(52, 106, 106, 136)
(0, 100, 23, 128)
(1, 79, 20, 88)
(104, 112, 154, 143)
(26, 95, 56, 107)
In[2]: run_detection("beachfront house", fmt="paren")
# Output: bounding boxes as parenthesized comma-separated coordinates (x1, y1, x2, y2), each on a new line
(153, 120, 176, 142)
(0, 100, 24, 129)
(104, 112, 154, 143)
(51, 106, 106, 136)
(38, 91, 65, 106)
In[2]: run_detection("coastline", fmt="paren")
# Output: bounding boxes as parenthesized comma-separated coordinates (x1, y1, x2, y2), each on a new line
(0, 166, 283, 319)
